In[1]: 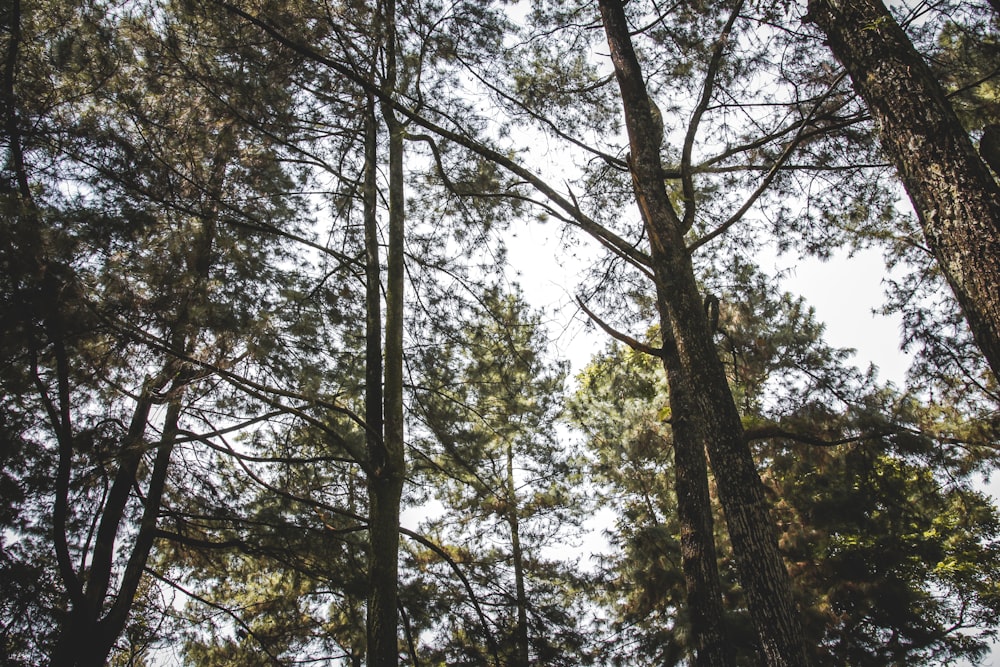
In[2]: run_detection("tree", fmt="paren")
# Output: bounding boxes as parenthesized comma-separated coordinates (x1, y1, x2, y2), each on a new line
(806, 0, 1000, 380)
(6, 1, 1000, 665)
(1, 0, 311, 662)
(571, 259, 1000, 666)
(409, 291, 590, 666)
(122, 2, 526, 663)
(596, 1, 810, 663)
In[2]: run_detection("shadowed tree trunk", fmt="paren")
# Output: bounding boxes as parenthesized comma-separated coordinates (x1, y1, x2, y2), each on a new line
(807, 0, 1000, 380)
(662, 338, 738, 667)
(504, 442, 531, 667)
(363, 88, 385, 666)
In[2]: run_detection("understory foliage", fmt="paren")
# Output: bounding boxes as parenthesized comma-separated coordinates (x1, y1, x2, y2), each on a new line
(2, 0, 999, 666)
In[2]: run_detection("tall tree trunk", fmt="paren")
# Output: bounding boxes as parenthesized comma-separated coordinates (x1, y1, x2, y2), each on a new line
(364, 91, 384, 485)
(505, 443, 531, 667)
(662, 340, 737, 667)
(597, 2, 810, 665)
(362, 89, 386, 665)
(367, 1, 406, 661)
(807, 0, 1000, 380)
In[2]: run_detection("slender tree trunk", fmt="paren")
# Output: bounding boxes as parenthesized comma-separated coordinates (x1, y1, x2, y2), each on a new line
(807, 0, 1000, 380)
(505, 444, 531, 667)
(364, 92, 384, 483)
(362, 89, 386, 665)
(101, 398, 181, 639)
(662, 340, 737, 667)
(598, 2, 810, 665)
(367, 2, 406, 661)
(366, 475, 403, 667)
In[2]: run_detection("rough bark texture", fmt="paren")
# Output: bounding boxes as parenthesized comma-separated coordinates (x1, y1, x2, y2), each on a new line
(808, 0, 1000, 380)
(366, 474, 403, 667)
(598, 2, 811, 665)
(662, 342, 738, 667)
(980, 125, 1000, 176)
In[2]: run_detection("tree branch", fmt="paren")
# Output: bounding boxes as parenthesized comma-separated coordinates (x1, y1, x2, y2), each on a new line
(214, 0, 652, 271)
(680, 0, 746, 231)
(743, 423, 889, 447)
(576, 297, 663, 357)
(690, 72, 849, 252)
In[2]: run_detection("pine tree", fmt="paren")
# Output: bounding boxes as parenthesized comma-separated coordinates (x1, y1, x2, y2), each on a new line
(1, 0, 312, 662)
(408, 290, 590, 666)
(571, 259, 1000, 666)
(806, 0, 1000, 380)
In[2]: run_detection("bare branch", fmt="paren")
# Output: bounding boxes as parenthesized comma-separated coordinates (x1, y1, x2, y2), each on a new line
(576, 297, 663, 357)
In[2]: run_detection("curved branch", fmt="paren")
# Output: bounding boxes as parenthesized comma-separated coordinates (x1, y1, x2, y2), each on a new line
(142, 567, 284, 667)
(399, 527, 502, 667)
(91, 311, 369, 468)
(214, 0, 651, 271)
(576, 297, 663, 357)
(689, 72, 849, 252)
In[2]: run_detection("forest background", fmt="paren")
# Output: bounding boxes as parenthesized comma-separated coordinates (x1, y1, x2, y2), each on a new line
(3, 0, 1000, 666)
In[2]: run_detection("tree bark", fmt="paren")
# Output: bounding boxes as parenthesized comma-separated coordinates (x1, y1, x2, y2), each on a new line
(367, 1, 406, 661)
(598, 2, 810, 665)
(505, 443, 531, 667)
(662, 341, 737, 667)
(807, 0, 1000, 380)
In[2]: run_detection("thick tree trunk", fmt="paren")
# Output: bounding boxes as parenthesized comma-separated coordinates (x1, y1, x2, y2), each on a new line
(366, 475, 403, 667)
(662, 341, 737, 667)
(598, 2, 810, 665)
(807, 0, 1000, 380)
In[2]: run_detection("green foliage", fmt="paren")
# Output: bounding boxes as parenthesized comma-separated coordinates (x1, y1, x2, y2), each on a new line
(570, 262, 1000, 666)
(934, 6, 1000, 130)
(408, 290, 591, 665)
(163, 424, 370, 665)
(4, 0, 1000, 665)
